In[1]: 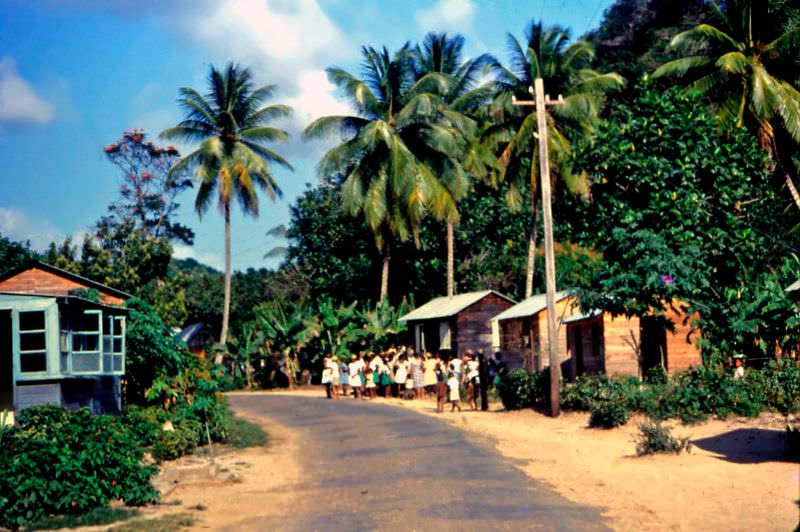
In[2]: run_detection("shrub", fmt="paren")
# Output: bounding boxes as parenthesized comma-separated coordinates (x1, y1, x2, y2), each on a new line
(0, 406, 158, 530)
(562, 374, 645, 412)
(496, 369, 543, 410)
(636, 422, 692, 455)
(122, 405, 169, 446)
(588, 397, 631, 428)
(151, 424, 198, 461)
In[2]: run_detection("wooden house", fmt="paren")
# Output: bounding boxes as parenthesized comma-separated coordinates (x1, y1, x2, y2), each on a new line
(399, 290, 515, 355)
(0, 262, 129, 420)
(564, 305, 702, 378)
(493, 291, 578, 374)
(178, 323, 211, 358)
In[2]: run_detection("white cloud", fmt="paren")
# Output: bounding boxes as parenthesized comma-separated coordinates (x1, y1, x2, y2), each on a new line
(0, 57, 55, 125)
(171, 0, 355, 161)
(414, 0, 478, 33)
(0, 207, 64, 250)
(172, 244, 224, 271)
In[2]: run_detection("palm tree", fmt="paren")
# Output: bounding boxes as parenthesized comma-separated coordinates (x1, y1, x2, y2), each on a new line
(410, 32, 499, 297)
(305, 45, 460, 302)
(162, 63, 293, 346)
(494, 21, 625, 298)
(653, 0, 800, 209)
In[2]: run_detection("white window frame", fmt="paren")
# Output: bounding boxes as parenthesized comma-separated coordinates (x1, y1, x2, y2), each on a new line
(71, 309, 102, 374)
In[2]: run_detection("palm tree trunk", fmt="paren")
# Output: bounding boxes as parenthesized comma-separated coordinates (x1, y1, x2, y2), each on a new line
(784, 170, 800, 210)
(379, 242, 390, 303)
(447, 219, 455, 297)
(525, 199, 540, 299)
(220, 201, 232, 353)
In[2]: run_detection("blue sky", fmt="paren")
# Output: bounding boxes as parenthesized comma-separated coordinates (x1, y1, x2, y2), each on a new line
(0, 0, 612, 272)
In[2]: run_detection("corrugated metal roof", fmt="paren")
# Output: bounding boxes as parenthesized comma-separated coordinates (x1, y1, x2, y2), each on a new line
(492, 291, 571, 321)
(786, 279, 800, 292)
(561, 308, 603, 324)
(399, 290, 515, 321)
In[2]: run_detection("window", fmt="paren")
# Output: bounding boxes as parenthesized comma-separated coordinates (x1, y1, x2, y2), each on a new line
(103, 314, 124, 373)
(19, 311, 47, 373)
(72, 310, 101, 373)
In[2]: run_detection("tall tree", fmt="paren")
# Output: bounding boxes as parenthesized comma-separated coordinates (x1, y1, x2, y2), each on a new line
(102, 129, 194, 244)
(305, 45, 458, 302)
(654, 0, 800, 209)
(410, 32, 498, 296)
(162, 63, 293, 345)
(494, 21, 625, 298)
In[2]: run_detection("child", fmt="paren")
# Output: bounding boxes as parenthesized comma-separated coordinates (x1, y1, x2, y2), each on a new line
(447, 371, 461, 412)
(435, 361, 447, 413)
(365, 367, 377, 398)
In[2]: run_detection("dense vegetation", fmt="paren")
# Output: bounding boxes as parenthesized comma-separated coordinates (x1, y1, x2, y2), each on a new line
(1, 1, 798, 524)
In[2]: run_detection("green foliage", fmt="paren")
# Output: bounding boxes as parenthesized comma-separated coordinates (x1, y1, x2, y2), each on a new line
(0, 233, 37, 275)
(561, 374, 644, 411)
(635, 422, 692, 456)
(151, 425, 198, 462)
(573, 81, 800, 359)
(562, 361, 800, 426)
(122, 405, 169, 446)
(0, 406, 158, 529)
(26, 506, 139, 531)
(496, 369, 544, 410)
(589, 398, 632, 428)
(125, 297, 195, 405)
(225, 416, 268, 448)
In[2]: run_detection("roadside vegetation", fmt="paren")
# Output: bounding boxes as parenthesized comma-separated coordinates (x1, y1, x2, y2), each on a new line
(0, 0, 798, 526)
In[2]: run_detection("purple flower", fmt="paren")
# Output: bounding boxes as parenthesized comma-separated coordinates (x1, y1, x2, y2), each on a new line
(660, 274, 674, 285)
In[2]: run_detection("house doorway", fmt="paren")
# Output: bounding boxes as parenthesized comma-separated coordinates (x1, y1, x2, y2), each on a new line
(0, 310, 13, 413)
(640, 316, 667, 375)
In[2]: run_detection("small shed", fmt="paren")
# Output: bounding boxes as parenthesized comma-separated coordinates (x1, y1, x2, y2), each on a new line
(564, 305, 702, 378)
(399, 290, 516, 355)
(493, 291, 578, 373)
(0, 262, 130, 418)
(179, 323, 211, 358)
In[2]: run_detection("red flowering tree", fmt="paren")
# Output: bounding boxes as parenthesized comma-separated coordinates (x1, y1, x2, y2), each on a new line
(101, 129, 193, 244)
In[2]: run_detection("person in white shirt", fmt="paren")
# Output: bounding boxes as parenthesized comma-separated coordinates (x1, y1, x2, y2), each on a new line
(348, 354, 365, 399)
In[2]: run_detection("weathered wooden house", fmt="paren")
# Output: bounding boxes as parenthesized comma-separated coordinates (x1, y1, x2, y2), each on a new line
(493, 291, 702, 379)
(399, 290, 516, 355)
(492, 291, 578, 373)
(563, 305, 702, 378)
(0, 262, 129, 419)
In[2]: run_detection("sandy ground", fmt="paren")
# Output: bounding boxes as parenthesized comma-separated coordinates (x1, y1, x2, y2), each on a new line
(117, 388, 798, 531)
(118, 412, 302, 531)
(265, 388, 799, 531)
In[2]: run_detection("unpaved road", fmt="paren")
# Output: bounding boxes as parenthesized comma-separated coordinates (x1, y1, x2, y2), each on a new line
(228, 394, 609, 531)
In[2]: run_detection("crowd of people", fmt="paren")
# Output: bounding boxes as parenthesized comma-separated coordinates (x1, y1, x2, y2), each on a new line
(320, 346, 507, 412)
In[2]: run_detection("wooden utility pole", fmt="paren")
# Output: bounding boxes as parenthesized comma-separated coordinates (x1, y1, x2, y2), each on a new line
(512, 78, 564, 417)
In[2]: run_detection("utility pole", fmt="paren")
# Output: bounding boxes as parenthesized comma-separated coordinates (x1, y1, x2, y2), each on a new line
(512, 78, 564, 417)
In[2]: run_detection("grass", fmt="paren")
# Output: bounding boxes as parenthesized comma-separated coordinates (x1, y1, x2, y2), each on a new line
(226, 416, 268, 448)
(27, 506, 140, 530)
(109, 512, 195, 531)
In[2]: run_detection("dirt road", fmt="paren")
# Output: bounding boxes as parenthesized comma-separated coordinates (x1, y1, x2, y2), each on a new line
(227, 393, 609, 531)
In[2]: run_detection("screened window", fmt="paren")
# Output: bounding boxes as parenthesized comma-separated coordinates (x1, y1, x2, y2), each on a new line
(19, 310, 47, 373)
(72, 310, 101, 373)
(102, 314, 124, 373)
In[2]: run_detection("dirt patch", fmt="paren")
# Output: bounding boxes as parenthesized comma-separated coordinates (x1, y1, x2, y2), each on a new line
(100, 413, 302, 531)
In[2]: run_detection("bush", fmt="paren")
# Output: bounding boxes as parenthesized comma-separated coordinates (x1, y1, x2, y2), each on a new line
(0, 406, 158, 530)
(122, 405, 169, 446)
(562, 374, 645, 412)
(151, 425, 197, 461)
(588, 397, 631, 428)
(496, 369, 543, 410)
(636, 422, 692, 455)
